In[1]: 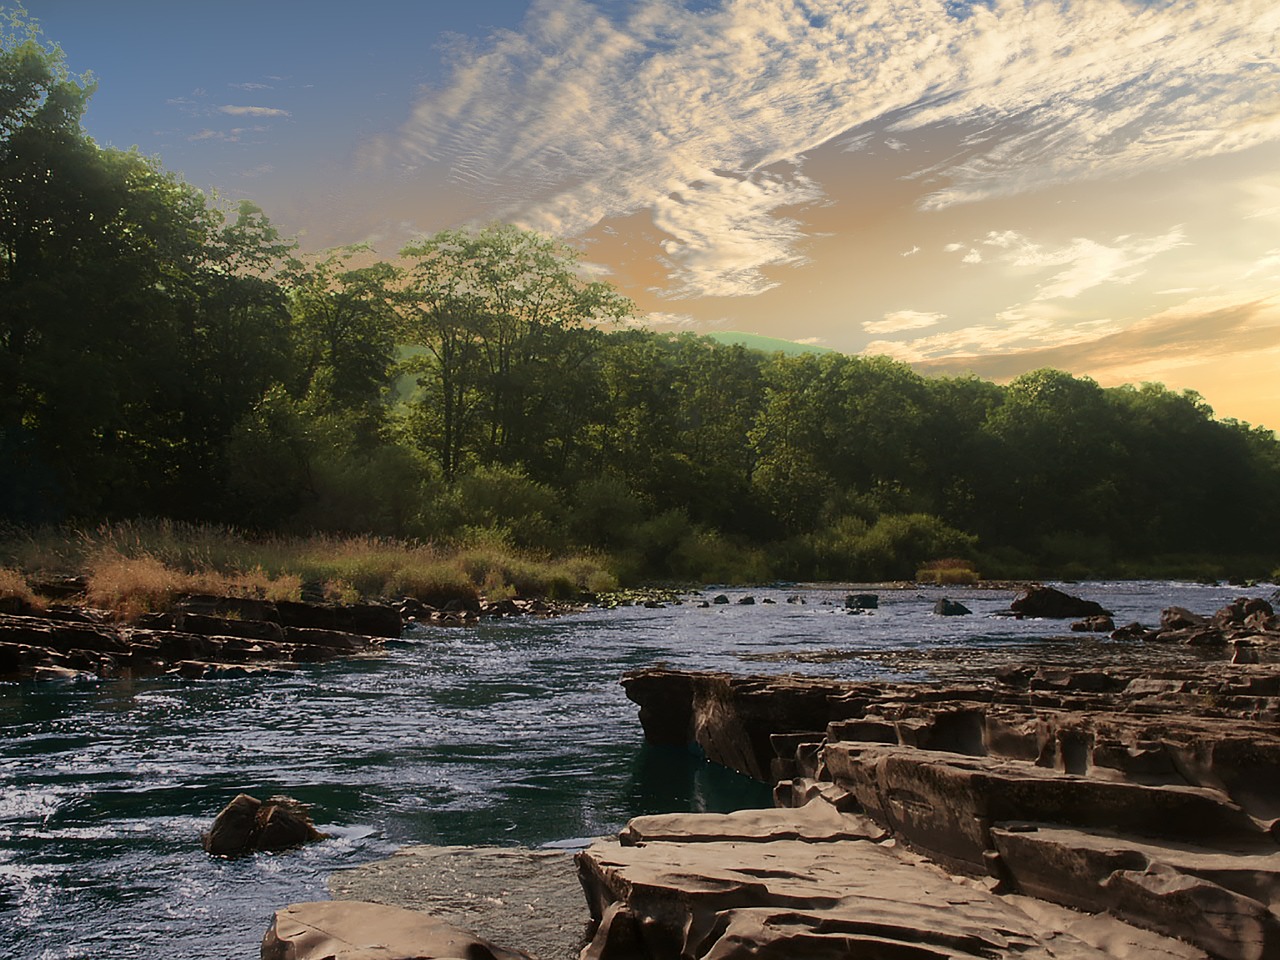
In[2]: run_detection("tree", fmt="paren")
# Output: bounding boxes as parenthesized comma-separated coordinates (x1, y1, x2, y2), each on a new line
(289, 248, 399, 422)
(397, 224, 631, 479)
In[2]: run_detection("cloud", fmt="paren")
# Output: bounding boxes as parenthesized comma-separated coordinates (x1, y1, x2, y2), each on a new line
(639, 311, 696, 328)
(901, 245, 920, 257)
(865, 311, 1120, 362)
(978, 227, 1187, 300)
(863, 310, 946, 335)
(379, 0, 1280, 298)
(879, 295, 1280, 383)
(218, 105, 290, 118)
(231, 82, 273, 91)
(187, 125, 267, 143)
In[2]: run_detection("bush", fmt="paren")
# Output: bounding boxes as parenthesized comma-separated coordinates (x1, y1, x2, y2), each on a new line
(916, 558, 980, 585)
(0, 566, 43, 612)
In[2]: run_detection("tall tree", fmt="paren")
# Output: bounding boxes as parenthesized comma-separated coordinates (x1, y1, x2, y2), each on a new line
(397, 225, 631, 479)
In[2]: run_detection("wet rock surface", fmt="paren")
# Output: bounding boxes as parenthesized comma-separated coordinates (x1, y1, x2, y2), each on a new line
(619, 661, 1280, 959)
(203, 793, 327, 857)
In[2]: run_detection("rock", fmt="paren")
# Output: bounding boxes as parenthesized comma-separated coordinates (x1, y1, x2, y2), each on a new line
(992, 824, 1280, 960)
(712, 594, 730, 604)
(1111, 621, 1153, 641)
(621, 664, 1280, 958)
(1161, 606, 1207, 631)
(845, 593, 878, 609)
(203, 793, 326, 857)
(575, 832, 1169, 959)
(736, 596, 755, 605)
(262, 901, 532, 960)
(330, 845, 586, 960)
(1072, 616, 1116, 633)
(619, 801, 887, 846)
(1010, 586, 1112, 619)
(934, 598, 972, 616)
(760, 597, 776, 604)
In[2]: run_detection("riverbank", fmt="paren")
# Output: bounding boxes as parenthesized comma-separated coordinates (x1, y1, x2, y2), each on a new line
(5, 581, 1275, 958)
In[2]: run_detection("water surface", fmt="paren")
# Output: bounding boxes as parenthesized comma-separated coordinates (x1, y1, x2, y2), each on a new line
(0, 580, 1261, 958)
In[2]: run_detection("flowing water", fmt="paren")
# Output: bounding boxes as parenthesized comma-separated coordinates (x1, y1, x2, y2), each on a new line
(0, 580, 1265, 958)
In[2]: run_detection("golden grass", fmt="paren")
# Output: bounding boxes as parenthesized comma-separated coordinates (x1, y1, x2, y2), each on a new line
(915, 558, 980, 585)
(2, 520, 615, 612)
(84, 549, 303, 620)
(0, 566, 45, 612)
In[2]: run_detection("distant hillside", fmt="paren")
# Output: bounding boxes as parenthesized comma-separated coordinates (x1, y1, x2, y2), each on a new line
(707, 331, 836, 356)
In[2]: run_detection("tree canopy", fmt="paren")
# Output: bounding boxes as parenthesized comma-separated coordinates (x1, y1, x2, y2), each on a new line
(4, 9, 1280, 583)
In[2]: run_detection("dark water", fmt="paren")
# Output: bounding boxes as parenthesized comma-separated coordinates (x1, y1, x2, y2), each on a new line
(0, 580, 1264, 958)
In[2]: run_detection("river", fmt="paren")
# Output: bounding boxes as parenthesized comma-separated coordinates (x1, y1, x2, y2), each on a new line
(0, 580, 1264, 958)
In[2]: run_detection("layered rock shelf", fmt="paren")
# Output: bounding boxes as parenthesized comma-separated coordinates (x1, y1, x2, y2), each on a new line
(0, 595, 401, 681)
(611, 660, 1280, 959)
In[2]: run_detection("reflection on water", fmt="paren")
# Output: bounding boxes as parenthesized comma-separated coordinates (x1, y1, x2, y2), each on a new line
(0, 580, 1264, 958)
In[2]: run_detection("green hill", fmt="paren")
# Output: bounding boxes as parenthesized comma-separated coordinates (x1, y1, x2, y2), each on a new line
(706, 331, 836, 356)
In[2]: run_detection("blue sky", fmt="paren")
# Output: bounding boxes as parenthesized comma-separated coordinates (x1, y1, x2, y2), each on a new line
(19, 0, 1280, 430)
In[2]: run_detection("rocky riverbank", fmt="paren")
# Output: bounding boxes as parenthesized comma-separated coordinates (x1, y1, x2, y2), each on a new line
(255, 587, 1280, 959)
(611, 656, 1280, 959)
(0, 590, 589, 681)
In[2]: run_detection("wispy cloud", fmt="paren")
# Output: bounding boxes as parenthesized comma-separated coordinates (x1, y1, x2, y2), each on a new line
(219, 105, 290, 118)
(865, 311, 1120, 363)
(231, 82, 273, 91)
(863, 310, 946, 335)
(375, 0, 1280, 298)
(980, 227, 1187, 300)
(188, 125, 266, 143)
(903, 296, 1280, 382)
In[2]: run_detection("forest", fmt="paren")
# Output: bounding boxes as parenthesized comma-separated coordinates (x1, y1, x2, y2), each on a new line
(4, 11, 1280, 587)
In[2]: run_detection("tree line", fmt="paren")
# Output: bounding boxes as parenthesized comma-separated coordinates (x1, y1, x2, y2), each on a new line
(4, 12, 1279, 583)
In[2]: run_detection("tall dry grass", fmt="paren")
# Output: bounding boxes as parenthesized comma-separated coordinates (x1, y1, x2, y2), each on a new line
(0, 520, 616, 616)
(0, 566, 45, 612)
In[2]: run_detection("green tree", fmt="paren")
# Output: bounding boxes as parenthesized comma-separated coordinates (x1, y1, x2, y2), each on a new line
(397, 224, 631, 479)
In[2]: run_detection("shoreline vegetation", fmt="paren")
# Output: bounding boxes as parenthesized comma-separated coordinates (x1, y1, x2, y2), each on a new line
(0, 520, 1276, 624)
(4, 12, 1280, 606)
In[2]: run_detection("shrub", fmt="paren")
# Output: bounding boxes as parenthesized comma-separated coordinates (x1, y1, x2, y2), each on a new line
(0, 566, 44, 612)
(916, 558, 980, 585)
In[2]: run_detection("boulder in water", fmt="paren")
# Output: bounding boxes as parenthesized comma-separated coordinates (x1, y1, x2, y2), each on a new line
(1009, 586, 1111, 619)
(932, 598, 971, 616)
(202, 793, 326, 857)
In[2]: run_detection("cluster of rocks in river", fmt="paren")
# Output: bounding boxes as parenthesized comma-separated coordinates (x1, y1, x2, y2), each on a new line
(0, 594, 402, 681)
(0, 588, 586, 681)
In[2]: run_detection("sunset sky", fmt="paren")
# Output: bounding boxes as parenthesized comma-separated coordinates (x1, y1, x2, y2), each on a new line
(25, 0, 1280, 430)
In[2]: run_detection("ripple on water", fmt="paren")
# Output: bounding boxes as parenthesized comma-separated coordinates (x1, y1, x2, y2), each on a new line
(0, 580, 1269, 958)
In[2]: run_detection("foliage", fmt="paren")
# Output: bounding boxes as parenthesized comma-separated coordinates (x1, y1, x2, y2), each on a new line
(5, 11, 1280, 586)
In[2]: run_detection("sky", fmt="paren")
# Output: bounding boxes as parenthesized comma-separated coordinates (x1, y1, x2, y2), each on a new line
(21, 0, 1280, 430)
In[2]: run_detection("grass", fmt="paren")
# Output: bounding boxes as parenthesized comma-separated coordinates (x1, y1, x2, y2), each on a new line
(915, 558, 980, 585)
(0, 566, 45, 612)
(0, 520, 617, 618)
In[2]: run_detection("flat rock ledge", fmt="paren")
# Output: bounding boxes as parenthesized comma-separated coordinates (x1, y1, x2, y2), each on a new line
(618, 663, 1280, 960)
(329, 844, 590, 960)
(262, 900, 533, 960)
(0, 595, 399, 681)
